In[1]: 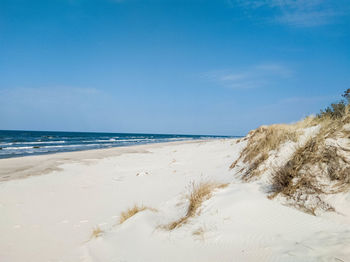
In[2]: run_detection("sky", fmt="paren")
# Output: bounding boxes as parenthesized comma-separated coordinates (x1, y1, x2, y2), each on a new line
(0, 0, 349, 136)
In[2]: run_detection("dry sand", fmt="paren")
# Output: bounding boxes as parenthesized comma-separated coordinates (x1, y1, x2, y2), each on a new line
(0, 139, 349, 262)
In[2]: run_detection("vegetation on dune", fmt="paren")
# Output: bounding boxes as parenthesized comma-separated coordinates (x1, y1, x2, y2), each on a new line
(90, 226, 104, 239)
(165, 181, 228, 230)
(119, 205, 157, 224)
(231, 89, 350, 214)
(230, 116, 316, 181)
(317, 89, 350, 120)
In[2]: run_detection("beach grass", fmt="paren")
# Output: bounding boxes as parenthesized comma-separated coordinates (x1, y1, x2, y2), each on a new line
(119, 205, 157, 224)
(165, 181, 228, 230)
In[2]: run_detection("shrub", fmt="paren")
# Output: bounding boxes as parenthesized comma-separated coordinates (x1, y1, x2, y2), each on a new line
(317, 89, 350, 120)
(317, 101, 346, 119)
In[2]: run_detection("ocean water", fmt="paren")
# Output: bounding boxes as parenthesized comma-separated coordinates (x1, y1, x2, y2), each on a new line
(0, 130, 232, 159)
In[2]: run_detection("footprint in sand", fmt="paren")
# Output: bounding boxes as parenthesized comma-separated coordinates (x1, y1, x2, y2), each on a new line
(136, 171, 150, 177)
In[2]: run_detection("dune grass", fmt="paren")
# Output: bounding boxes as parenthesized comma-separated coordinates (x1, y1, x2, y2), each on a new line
(230, 123, 305, 181)
(87, 226, 104, 242)
(254, 107, 349, 213)
(231, 106, 348, 182)
(119, 205, 157, 224)
(165, 182, 228, 230)
(271, 118, 350, 194)
(232, 90, 350, 214)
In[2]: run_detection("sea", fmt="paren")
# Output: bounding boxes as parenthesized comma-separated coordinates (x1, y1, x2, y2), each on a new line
(0, 130, 233, 159)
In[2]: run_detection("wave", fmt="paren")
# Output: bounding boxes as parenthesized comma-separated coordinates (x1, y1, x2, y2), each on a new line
(0, 138, 186, 151)
(0, 130, 228, 159)
(3, 144, 104, 150)
(0, 141, 66, 146)
(3, 146, 34, 150)
(0, 138, 193, 151)
(78, 138, 159, 143)
(18, 140, 66, 145)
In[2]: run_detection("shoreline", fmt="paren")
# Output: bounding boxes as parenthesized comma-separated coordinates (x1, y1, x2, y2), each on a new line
(0, 138, 222, 182)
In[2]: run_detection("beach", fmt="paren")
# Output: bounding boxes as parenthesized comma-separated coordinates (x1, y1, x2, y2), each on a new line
(1, 139, 350, 262)
(2, 0, 349, 260)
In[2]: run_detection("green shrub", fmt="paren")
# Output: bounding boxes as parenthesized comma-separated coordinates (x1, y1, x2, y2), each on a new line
(317, 89, 349, 119)
(317, 101, 346, 119)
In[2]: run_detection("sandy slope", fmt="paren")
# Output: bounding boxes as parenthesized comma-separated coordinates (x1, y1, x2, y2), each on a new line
(0, 139, 349, 262)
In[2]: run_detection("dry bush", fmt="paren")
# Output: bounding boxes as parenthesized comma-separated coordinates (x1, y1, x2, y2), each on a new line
(232, 99, 350, 214)
(165, 182, 228, 230)
(272, 137, 319, 193)
(230, 91, 350, 214)
(119, 205, 157, 224)
(329, 166, 350, 184)
(230, 112, 345, 181)
(269, 114, 350, 213)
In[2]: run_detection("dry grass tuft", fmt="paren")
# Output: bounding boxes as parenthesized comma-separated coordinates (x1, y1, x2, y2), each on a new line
(268, 110, 350, 214)
(89, 226, 104, 240)
(230, 123, 305, 181)
(119, 205, 157, 224)
(165, 182, 228, 230)
(192, 226, 206, 240)
(192, 227, 205, 236)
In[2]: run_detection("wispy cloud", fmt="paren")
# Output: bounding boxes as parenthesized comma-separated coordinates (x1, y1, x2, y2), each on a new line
(203, 63, 292, 89)
(231, 0, 349, 27)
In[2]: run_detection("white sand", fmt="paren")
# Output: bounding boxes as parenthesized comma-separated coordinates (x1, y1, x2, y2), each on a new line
(1, 139, 350, 262)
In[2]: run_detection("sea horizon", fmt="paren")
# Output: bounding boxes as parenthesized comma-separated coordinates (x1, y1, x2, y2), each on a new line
(0, 129, 237, 159)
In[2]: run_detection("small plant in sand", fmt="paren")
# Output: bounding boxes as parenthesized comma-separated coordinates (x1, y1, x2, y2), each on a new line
(165, 181, 228, 230)
(119, 204, 157, 224)
(89, 226, 104, 240)
(192, 226, 206, 240)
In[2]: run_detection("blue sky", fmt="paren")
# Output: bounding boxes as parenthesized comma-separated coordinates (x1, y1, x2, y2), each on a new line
(0, 0, 349, 135)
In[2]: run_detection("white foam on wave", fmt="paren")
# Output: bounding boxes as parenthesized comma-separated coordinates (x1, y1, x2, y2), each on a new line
(2, 144, 103, 151)
(3, 146, 34, 150)
(0, 141, 67, 146)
